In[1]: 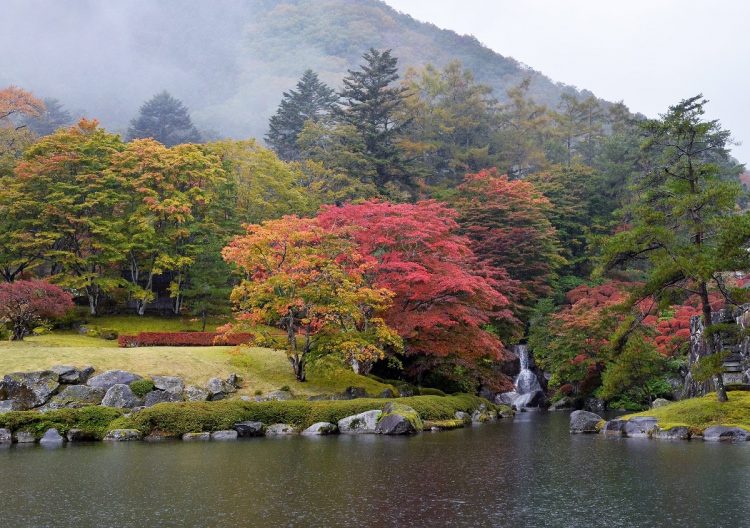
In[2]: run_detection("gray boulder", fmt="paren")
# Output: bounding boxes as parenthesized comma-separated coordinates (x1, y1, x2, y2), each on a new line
(101, 384, 142, 409)
(376, 409, 421, 435)
(651, 398, 671, 409)
(47, 385, 105, 409)
(206, 377, 236, 400)
(143, 390, 182, 407)
(104, 429, 142, 441)
(87, 370, 142, 390)
(51, 365, 94, 385)
(377, 389, 396, 398)
(0, 428, 11, 444)
(702, 426, 750, 442)
(341, 386, 367, 400)
(623, 417, 659, 438)
(152, 376, 184, 395)
(14, 431, 36, 443)
(495, 391, 519, 406)
(549, 397, 574, 411)
(210, 430, 238, 441)
(227, 373, 241, 388)
(0, 400, 19, 413)
(569, 410, 603, 434)
(184, 385, 209, 402)
(254, 390, 293, 402)
(654, 426, 691, 440)
(182, 432, 210, 441)
(301, 422, 338, 435)
(584, 397, 606, 414)
(601, 419, 626, 436)
(265, 423, 296, 436)
(338, 410, 382, 434)
(0, 371, 60, 409)
(455, 411, 471, 423)
(67, 429, 98, 442)
(40, 428, 65, 446)
(234, 421, 265, 437)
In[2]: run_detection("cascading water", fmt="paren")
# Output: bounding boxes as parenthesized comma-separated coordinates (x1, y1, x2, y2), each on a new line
(496, 344, 545, 410)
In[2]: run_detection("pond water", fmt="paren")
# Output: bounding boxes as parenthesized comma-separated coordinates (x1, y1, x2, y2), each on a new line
(2, 412, 750, 527)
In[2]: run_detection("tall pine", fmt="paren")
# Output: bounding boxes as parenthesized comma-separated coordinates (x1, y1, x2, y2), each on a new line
(127, 91, 201, 147)
(266, 70, 337, 160)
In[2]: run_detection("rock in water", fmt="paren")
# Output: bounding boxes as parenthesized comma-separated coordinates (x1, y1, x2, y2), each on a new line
(601, 420, 626, 436)
(623, 417, 658, 438)
(375, 402, 423, 435)
(101, 384, 142, 408)
(67, 429, 98, 442)
(210, 430, 238, 441)
(265, 424, 296, 436)
(0, 371, 60, 410)
(569, 410, 602, 434)
(495, 391, 518, 406)
(338, 410, 382, 434)
(0, 428, 11, 444)
(104, 429, 142, 441)
(40, 428, 65, 446)
(182, 432, 210, 441)
(301, 422, 338, 435)
(87, 370, 142, 390)
(14, 431, 36, 443)
(152, 376, 184, 395)
(702, 426, 750, 442)
(653, 427, 691, 440)
(234, 421, 265, 437)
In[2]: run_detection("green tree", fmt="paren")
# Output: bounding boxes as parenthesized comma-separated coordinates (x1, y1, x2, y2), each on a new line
(20, 98, 74, 137)
(266, 69, 337, 161)
(127, 91, 201, 147)
(600, 95, 750, 402)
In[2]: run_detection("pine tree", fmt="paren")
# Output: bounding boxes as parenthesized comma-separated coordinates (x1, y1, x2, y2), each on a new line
(126, 91, 201, 147)
(337, 48, 411, 191)
(266, 70, 337, 160)
(21, 98, 73, 136)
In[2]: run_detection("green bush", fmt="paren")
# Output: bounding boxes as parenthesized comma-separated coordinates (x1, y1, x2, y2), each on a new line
(418, 387, 447, 397)
(130, 379, 156, 397)
(0, 407, 124, 439)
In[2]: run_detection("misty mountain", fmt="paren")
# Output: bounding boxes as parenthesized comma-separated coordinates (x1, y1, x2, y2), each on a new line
(2, 0, 597, 141)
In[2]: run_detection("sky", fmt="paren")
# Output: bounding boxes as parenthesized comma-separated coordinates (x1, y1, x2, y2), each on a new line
(385, 0, 750, 165)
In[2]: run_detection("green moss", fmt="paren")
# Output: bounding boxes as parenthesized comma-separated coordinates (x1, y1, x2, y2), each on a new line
(418, 387, 447, 397)
(423, 418, 465, 430)
(0, 406, 124, 439)
(130, 379, 156, 397)
(379, 402, 424, 431)
(624, 391, 750, 433)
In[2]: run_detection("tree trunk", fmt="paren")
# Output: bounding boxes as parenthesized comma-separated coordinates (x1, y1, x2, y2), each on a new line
(289, 355, 306, 382)
(12, 322, 27, 341)
(88, 292, 98, 316)
(699, 281, 728, 402)
(201, 309, 207, 332)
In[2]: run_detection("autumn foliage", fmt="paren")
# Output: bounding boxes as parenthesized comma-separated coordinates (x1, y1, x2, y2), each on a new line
(118, 332, 253, 347)
(0, 279, 73, 340)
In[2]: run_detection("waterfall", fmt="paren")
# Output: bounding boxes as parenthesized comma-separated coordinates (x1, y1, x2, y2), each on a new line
(495, 344, 544, 410)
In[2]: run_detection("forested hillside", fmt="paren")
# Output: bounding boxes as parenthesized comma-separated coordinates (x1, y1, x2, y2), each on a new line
(1, 0, 593, 140)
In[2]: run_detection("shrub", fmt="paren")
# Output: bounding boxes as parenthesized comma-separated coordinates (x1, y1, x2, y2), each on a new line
(130, 379, 156, 397)
(418, 387, 447, 396)
(0, 279, 74, 340)
(118, 332, 253, 347)
(0, 406, 124, 439)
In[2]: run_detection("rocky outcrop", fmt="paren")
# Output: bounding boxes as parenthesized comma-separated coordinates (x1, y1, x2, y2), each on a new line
(234, 421, 265, 437)
(101, 384, 142, 409)
(184, 385, 209, 402)
(0, 371, 60, 410)
(702, 426, 750, 442)
(40, 428, 65, 446)
(87, 370, 142, 390)
(210, 430, 238, 441)
(301, 422, 338, 435)
(338, 410, 382, 434)
(152, 376, 184, 395)
(206, 377, 236, 400)
(51, 365, 94, 384)
(265, 423, 296, 436)
(569, 410, 602, 434)
(47, 385, 105, 409)
(376, 403, 423, 435)
(104, 429, 143, 441)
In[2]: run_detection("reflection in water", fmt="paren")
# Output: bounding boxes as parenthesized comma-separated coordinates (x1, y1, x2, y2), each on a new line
(2, 412, 750, 527)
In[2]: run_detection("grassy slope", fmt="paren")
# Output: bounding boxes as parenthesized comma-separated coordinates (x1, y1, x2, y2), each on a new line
(624, 391, 750, 433)
(0, 332, 394, 399)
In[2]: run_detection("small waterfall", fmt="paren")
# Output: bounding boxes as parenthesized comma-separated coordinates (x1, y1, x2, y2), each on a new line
(496, 344, 544, 410)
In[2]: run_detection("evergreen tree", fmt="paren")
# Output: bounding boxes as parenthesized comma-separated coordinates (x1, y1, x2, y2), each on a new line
(266, 69, 337, 161)
(337, 48, 411, 191)
(21, 98, 73, 136)
(127, 91, 201, 147)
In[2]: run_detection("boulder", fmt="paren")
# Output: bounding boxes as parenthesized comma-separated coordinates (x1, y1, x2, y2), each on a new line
(338, 410, 382, 434)
(143, 390, 182, 407)
(152, 376, 184, 395)
(0, 400, 18, 413)
(569, 410, 602, 434)
(87, 370, 142, 390)
(182, 432, 210, 441)
(0, 428, 11, 444)
(265, 423, 296, 436)
(254, 390, 293, 402)
(14, 431, 36, 443)
(495, 391, 518, 406)
(471, 409, 494, 423)
(623, 417, 658, 438)
(184, 385, 209, 402)
(549, 397, 574, 411)
(584, 397, 606, 414)
(702, 426, 750, 442)
(512, 390, 545, 410)
(653, 426, 691, 440)
(104, 429, 142, 441)
(206, 378, 236, 400)
(47, 385, 105, 409)
(226, 373, 241, 389)
(101, 384, 142, 409)
(651, 398, 671, 409)
(66, 429, 98, 442)
(210, 430, 238, 441)
(601, 419, 626, 436)
(377, 388, 396, 398)
(39, 428, 65, 446)
(454, 411, 471, 423)
(341, 386, 367, 400)
(301, 422, 338, 435)
(234, 421, 265, 437)
(0, 371, 60, 409)
(376, 403, 423, 435)
(51, 365, 94, 385)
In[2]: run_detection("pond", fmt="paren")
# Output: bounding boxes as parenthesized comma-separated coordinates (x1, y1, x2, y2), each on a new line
(2, 412, 750, 527)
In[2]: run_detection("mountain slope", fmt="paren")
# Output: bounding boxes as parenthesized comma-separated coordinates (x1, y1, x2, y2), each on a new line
(2, 0, 594, 140)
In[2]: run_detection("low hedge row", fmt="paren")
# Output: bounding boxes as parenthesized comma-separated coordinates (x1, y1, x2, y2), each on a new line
(118, 332, 253, 347)
(0, 395, 497, 439)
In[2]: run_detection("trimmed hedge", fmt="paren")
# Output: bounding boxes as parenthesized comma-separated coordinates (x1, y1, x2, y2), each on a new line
(118, 332, 253, 347)
(0, 407, 124, 439)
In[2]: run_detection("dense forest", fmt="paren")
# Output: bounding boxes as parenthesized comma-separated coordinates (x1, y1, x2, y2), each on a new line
(2, 37, 749, 410)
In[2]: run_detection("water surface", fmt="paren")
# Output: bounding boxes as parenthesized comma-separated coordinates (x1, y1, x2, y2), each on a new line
(2, 412, 749, 527)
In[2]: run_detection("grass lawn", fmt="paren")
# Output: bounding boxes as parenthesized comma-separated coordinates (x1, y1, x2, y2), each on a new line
(624, 391, 750, 433)
(0, 333, 395, 398)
